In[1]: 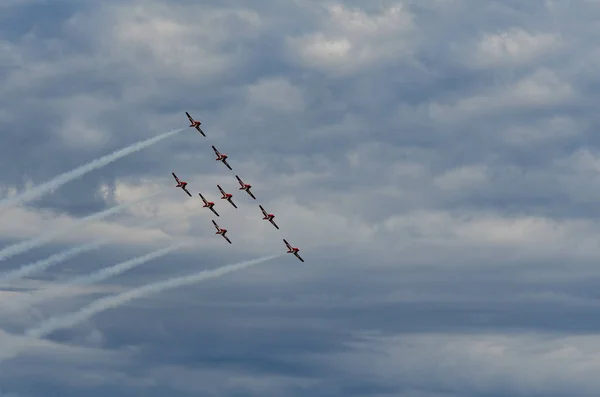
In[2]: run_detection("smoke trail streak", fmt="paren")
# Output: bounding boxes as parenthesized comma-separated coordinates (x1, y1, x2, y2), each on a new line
(13, 242, 186, 309)
(0, 128, 183, 211)
(0, 240, 105, 285)
(0, 190, 163, 263)
(26, 254, 280, 338)
(0, 217, 167, 285)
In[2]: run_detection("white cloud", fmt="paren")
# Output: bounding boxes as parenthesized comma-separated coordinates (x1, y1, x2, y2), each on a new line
(501, 115, 582, 146)
(286, 3, 414, 74)
(246, 77, 306, 113)
(0, 327, 122, 363)
(433, 165, 489, 192)
(473, 28, 563, 68)
(0, 200, 173, 247)
(85, 1, 263, 80)
(6, 0, 600, 395)
(429, 69, 575, 122)
(323, 332, 600, 395)
(378, 209, 600, 266)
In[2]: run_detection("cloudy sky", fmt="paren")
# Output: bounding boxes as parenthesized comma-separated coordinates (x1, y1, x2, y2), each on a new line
(2, 0, 600, 395)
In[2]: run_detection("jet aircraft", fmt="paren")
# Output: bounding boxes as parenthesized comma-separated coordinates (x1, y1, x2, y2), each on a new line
(213, 220, 232, 244)
(172, 172, 192, 197)
(283, 239, 304, 262)
(185, 112, 206, 137)
(212, 146, 232, 170)
(236, 175, 256, 199)
(217, 185, 237, 208)
(199, 193, 219, 216)
(259, 205, 279, 229)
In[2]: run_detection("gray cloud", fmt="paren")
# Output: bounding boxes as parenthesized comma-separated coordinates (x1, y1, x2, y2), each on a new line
(3, 0, 600, 396)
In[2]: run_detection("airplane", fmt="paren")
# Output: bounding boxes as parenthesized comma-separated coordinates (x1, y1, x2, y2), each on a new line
(212, 145, 232, 170)
(259, 205, 279, 229)
(283, 239, 304, 262)
(212, 220, 232, 244)
(235, 175, 256, 199)
(217, 185, 237, 208)
(198, 193, 219, 216)
(185, 112, 206, 137)
(172, 172, 192, 197)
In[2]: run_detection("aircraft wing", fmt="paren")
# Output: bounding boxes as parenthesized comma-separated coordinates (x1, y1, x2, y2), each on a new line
(212, 145, 219, 156)
(223, 235, 232, 244)
(217, 185, 225, 195)
(172, 172, 179, 181)
(223, 159, 232, 170)
(235, 175, 244, 186)
(198, 193, 208, 204)
(294, 252, 304, 262)
(186, 112, 194, 123)
(196, 126, 206, 137)
(229, 199, 237, 209)
(247, 190, 256, 200)
(259, 205, 267, 216)
(270, 219, 279, 230)
(182, 187, 192, 197)
(212, 220, 220, 230)
(283, 239, 292, 250)
(210, 207, 219, 217)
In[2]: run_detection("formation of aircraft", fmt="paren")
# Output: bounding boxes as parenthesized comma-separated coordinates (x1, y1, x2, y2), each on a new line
(168, 112, 305, 261)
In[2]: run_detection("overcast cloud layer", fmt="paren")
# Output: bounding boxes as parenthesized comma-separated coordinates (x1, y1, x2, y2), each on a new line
(2, 0, 600, 396)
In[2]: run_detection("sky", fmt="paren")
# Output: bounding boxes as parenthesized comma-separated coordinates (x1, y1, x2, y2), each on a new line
(2, 0, 600, 395)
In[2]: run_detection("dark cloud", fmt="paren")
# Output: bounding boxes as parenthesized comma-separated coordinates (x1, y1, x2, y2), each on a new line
(4, 0, 600, 396)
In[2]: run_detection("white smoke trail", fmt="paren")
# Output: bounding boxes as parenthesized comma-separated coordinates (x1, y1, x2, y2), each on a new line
(26, 254, 280, 338)
(0, 240, 105, 285)
(0, 128, 183, 211)
(0, 217, 167, 285)
(0, 190, 163, 263)
(13, 242, 186, 310)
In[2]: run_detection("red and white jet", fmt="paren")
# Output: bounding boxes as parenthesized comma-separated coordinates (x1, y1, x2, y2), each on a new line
(185, 112, 206, 137)
(217, 184, 237, 208)
(198, 193, 219, 216)
(212, 145, 232, 170)
(212, 220, 232, 244)
(172, 172, 192, 197)
(235, 175, 256, 199)
(283, 239, 303, 262)
(259, 205, 279, 229)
